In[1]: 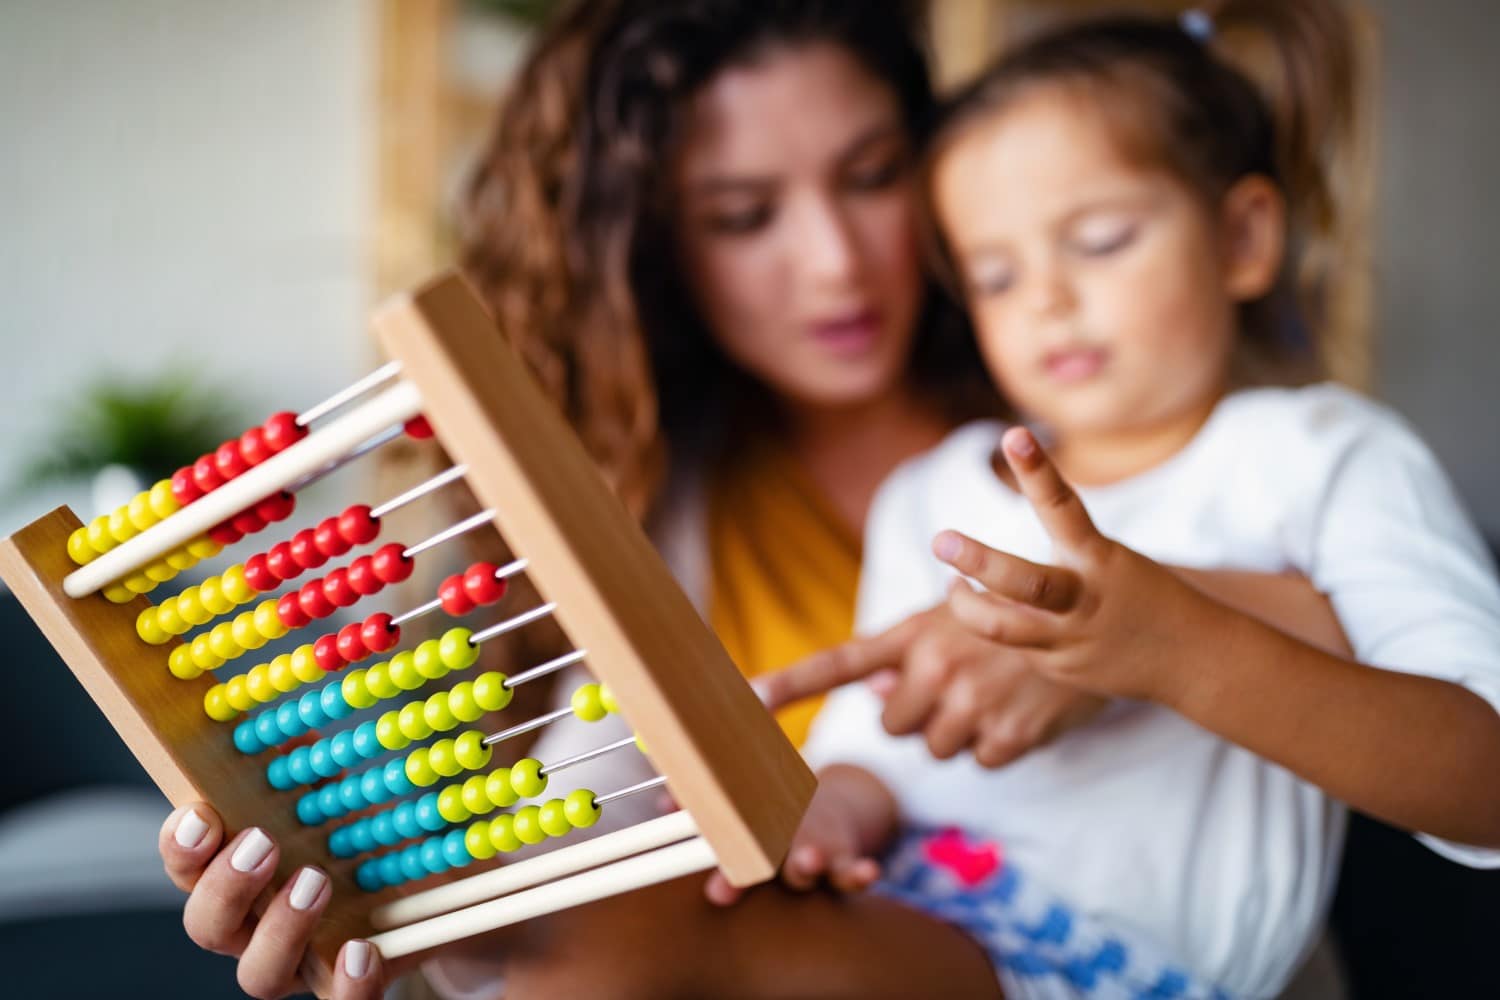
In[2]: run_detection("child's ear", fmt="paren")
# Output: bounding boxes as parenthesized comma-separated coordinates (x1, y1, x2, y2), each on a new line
(1219, 175, 1286, 302)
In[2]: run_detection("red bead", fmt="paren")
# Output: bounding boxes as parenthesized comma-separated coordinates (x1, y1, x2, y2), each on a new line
(289, 529, 328, 569)
(404, 415, 434, 439)
(371, 543, 413, 584)
(336, 622, 369, 663)
(361, 613, 400, 654)
(214, 440, 249, 481)
(298, 579, 336, 619)
(230, 508, 266, 536)
(314, 633, 346, 672)
(277, 591, 310, 629)
(265, 542, 298, 581)
(323, 568, 358, 608)
(314, 518, 352, 558)
(256, 491, 296, 524)
(463, 562, 508, 606)
(171, 466, 202, 505)
(239, 426, 272, 466)
(243, 554, 276, 593)
(347, 556, 382, 596)
(337, 505, 379, 545)
(208, 522, 243, 546)
(439, 574, 476, 617)
(263, 411, 305, 453)
(192, 455, 225, 494)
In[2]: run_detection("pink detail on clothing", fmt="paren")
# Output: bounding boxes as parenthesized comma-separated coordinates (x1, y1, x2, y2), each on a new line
(923, 828, 1003, 887)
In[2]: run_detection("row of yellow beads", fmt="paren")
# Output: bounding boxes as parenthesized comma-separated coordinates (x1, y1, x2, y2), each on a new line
(135, 563, 256, 646)
(66, 479, 222, 604)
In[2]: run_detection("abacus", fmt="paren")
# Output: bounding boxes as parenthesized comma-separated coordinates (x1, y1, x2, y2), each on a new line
(0, 272, 814, 995)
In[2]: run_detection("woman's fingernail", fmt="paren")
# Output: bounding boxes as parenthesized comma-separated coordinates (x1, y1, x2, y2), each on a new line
(289, 867, 327, 911)
(934, 532, 962, 561)
(230, 828, 273, 873)
(344, 940, 372, 980)
(174, 809, 208, 849)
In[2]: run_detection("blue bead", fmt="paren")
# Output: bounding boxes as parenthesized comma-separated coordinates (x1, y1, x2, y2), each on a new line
(442, 829, 471, 867)
(421, 838, 449, 875)
(330, 730, 359, 769)
(233, 721, 264, 755)
(318, 784, 345, 820)
(276, 699, 307, 738)
(321, 682, 352, 720)
(298, 690, 327, 730)
(378, 854, 404, 887)
(328, 827, 355, 859)
(287, 747, 315, 786)
(371, 812, 399, 846)
(352, 721, 381, 760)
(339, 776, 365, 812)
(399, 847, 427, 882)
(360, 769, 391, 806)
(309, 741, 341, 779)
(349, 819, 376, 854)
(267, 756, 294, 790)
(355, 861, 385, 892)
(254, 711, 283, 748)
(392, 801, 421, 840)
(415, 793, 445, 832)
(383, 758, 413, 797)
(296, 793, 324, 826)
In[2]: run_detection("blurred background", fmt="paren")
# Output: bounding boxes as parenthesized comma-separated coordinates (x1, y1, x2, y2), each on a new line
(0, 1, 1494, 997)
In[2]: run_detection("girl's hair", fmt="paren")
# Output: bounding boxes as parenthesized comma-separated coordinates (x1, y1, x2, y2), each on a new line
(927, 0, 1362, 385)
(462, 0, 995, 519)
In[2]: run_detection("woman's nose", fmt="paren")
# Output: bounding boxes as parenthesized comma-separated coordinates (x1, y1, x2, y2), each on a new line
(793, 194, 862, 287)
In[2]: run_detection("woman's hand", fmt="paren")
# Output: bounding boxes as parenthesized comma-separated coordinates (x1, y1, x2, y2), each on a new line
(158, 803, 389, 1000)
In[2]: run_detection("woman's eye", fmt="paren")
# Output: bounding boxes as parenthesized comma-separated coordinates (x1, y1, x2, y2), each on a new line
(1071, 217, 1138, 256)
(704, 204, 772, 234)
(845, 156, 906, 192)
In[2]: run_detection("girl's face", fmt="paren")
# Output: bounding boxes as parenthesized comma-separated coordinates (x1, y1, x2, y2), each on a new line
(672, 43, 925, 412)
(934, 86, 1261, 442)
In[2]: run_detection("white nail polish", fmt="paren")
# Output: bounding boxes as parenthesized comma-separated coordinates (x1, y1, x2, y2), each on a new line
(344, 940, 371, 980)
(174, 809, 208, 848)
(289, 868, 327, 911)
(230, 828, 273, 872)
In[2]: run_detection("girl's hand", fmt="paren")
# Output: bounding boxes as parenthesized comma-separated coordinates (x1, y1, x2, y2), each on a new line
(934, 427, 1218, 702)
(158, 803, 390, 1000)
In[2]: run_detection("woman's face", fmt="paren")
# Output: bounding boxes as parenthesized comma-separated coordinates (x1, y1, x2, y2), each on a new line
(672, 43, 925, 412)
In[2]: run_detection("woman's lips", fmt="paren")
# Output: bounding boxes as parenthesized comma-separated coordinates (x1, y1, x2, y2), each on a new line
(1044, 346, 1109, 383)
(809, 310, 882, 357)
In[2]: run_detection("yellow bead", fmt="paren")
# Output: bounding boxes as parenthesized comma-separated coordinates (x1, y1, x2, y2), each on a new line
(398, 702, 433, 741)
(127, 493, 158, 533)
(598, 683, 618, 715)
(564, 789, 601, 829)
(208, 622, 242, 660)
(136, 607, 168, 644)
(405, 748, 438, 787)
(253, 600, 288, 640)
(168, 645, 202, 680)
(364, 661, 397, 700)
(164, 547, 197, 571)
(143, 560, 178, 583)
(186, 536, 222, 560)
(512, 806, 545, 845)
(289, 644, 325, 683)
(634, 734, 649, 756)
(107, 508, 138, 544)
(538, 799, 572, 838)
(447, 682, 482, 723)
(342, 669, 376, 710)
(388, 650, 423, 691)
(412, 640, 447, 680)
(190, 633, 225, 670)
(437, 786, 471, 825)
(461, 776, 492, 816)
(199, 577, 233, 615)
(176, 586, 211, 625)
(155, 601, 187, 636)
(471, 672, 512, 713)
(102, 583, 135, 604)
(488, 814, 521, 853)
(148, 480, 179, 520)
(376, 711, 409, 751)
(454, 731, 491, 771)
(466, 821, 498, 861)
(509, 758, 546, 799)
(423, 693, 457, 733)
(268, 653, 299, 693)
(438, 628, 480, 671)
(225, 674, 255, 712)
(231, 613, 267, 651)
(428, 739, 461, 778)
(86, 516, 117, 554)
(203, 684, 237, 721)
(67, 528, 96, 566)
(485, 768, 518, 809)
(246, 665, 277, 703)
(571, 683, 606, 722)
(221, 565, 254, 605)
(123, 572, 155, 595)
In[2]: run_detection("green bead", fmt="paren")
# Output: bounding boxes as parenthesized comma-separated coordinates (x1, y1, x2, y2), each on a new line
(405, 748, 438, 787)
(376, 711, 409, 751)
(571, 683, 606, 722)
(634, 734, 649, 757)
(437, 785, 471, 824)
(342, 669, 377, 710)
(564, 789, 602, 829)
(447, 682, 483, 723)
(423, 693, 457, 732)
(454, 731, 492, 771)
(413, 639, 447, 680)
(598, 683, 618, 715)
(488, 814, 521, 853)
(471, 672, 513, 713)
(388, 650, 423, 690)
(509, 758, 546, 799)
(438, 628, 480, 671)
(428, 739, 461, 777)
(538, 799, 572, 838)
(461, 775, 493, 816)
(398, 701, 434, 741)
(485, 769, 518, 808)
(365, 661, 397, 700)
(466, 821, 498, 861)
(512, 805, 545, 845)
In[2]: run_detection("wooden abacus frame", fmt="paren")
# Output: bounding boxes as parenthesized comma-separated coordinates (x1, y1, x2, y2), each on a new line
(0, 272, 815, 995)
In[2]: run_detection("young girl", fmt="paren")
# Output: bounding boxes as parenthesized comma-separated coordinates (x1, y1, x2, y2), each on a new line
(761, 2, 1500, 997)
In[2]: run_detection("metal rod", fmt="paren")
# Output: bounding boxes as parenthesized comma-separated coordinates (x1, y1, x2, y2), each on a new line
(593, 775, 668, 807)
(483, 707, 572, 747)
(540, 736, 637, 776)
(296, 361, 403, 427)
(504, 649, 586, 689)
(402, 510, 493, 559)
(469, 602, 556, 645)
(371, 464, 468, 520)
(285, 425, 402, 494)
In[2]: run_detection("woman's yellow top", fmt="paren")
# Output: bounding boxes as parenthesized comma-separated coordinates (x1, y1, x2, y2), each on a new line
(707, 440, 861, 747)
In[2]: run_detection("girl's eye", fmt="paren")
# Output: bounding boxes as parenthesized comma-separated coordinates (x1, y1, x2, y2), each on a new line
(703, 203, 773, 234)
(965, 258, 1016, 297)
(1070, 216, 1138, 256)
